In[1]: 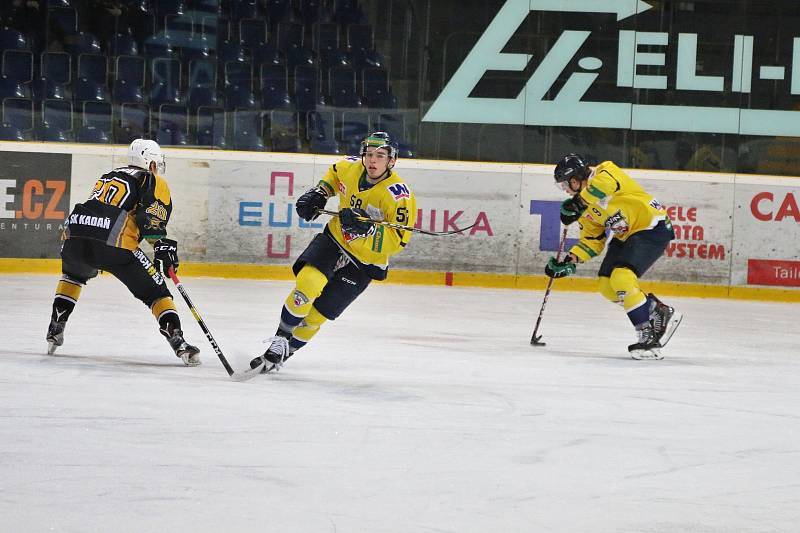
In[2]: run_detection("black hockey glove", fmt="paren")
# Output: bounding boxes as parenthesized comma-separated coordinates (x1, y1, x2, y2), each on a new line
(560, 194, 587, 225)
(295, 186, 328, 221)
(153, 238, 179, 276)
(339, 208, 375, 237)
(544, 255, 576, 279)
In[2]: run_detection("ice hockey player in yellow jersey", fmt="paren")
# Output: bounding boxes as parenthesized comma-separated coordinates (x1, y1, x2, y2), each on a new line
(544, 154, 683, 360)
(250, 132, 416, 373)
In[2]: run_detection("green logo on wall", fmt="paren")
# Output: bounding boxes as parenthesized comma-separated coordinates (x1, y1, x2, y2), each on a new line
(423, 0, 800, 136)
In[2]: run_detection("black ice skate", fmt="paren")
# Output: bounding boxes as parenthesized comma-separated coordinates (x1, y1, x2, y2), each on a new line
(628, 323, 663, 360)
(648, 293, 683, 348)
(46, 319, 65, 355)
(249, 336, 291, 374)
(167, 329, 201, 366)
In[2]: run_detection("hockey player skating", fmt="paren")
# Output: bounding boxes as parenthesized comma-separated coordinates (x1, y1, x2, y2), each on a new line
(46, 139, 200, 365)
(250, 132, 416, 372)
(544, 153, 683, 359)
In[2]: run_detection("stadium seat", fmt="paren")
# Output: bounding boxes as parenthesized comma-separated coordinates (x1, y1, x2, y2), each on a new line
(117, 102, 150, 143)
(157, 103, 189, 143)
(187, 86, 218, 111)
(40, 99, 73, 141)
(340, 110, 370, 153)
(2, 97, 33, 133)
(82, 101, 113, 133)
(347, 24, 383, 69)
(307, 110, 340, 154)
(239, 18, 267, 48)
(115, 55, 145, 85)
(196, 106, 226, 147)
(110, 33, 139, 56)
(112, 79, 145, 104)
(0, 123, 24, 141)
(76, 125, 112, 143)
(362, 68, 396, 108)
(187, 59, 217, 110)
(378, 113, 414, 158)
(252, 44, 284, 66)
(329, 66, 361, 107)
(217, 40, 247, 64)
(229, 0, 259, 21)
(164, 13, 194, 49)
(293, 65, 324, 112)
(41, 52, 71, 85)
(264, 0, 291, 24)
(2, 50, 33, 83)
(0, 28, 28, 51)
(0, 76, 29, 100)
(65, 32, 102, 56)
(332, 0, 364, 23)
(74, 77, 109, 103)
(233, 109, 265, 150)
(269, 110, 302, 152)
(260, 64, 291, 110)
(77, 54, 107, 84)
(48, 7, 78, 35)
(298, 0, 325, 26)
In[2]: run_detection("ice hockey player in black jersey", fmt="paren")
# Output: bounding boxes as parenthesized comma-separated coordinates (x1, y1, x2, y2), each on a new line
(45, 139, 200, 366)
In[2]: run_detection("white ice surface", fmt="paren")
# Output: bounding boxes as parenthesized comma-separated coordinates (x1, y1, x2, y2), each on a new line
(2, 274, 800, 533)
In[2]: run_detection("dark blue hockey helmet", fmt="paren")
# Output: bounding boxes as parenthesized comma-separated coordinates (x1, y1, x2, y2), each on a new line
(360, 131, 399, 160)
(554, 153, 591, 190)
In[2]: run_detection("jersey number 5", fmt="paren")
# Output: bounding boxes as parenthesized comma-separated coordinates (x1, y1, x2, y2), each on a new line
(396, 207, 408, 223)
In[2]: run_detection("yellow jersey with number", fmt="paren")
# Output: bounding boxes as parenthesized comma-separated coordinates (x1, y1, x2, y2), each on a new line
(318, 156, 416, 277)
(570, 161, 669, 262)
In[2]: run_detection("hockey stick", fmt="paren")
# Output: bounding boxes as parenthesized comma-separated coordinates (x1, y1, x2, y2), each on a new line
(317, 208, 477, 236)
(167, 267, 237, 378)
(530, 226, 569, 346)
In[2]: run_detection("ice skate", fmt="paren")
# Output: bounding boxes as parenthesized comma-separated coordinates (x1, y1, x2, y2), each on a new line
(628, 323, 663, 360)
(46, 319, 65, 355)
(249, 336, 290, 374)
(648, 293, 683, 347)
(167, 329, 201, 366)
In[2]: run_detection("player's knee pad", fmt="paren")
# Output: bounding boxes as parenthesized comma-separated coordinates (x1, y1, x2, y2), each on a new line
(609, 267, 645, 311)
(598, 276, 621, 305)
(286, 265, 327, 314)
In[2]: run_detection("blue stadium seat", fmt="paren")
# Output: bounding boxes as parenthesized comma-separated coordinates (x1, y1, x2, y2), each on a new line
(76, 125, 112, 143)
(196, 106, 226, 147)
(113, 79, 144, 104)
(82, 101, 113, 133)
(40, 99, 73, 141)
(362, 68, 396, 108)
(229, 0, 259, 21)
(298, 0, 325, 26)
(2, 50, 33, 84)
(33, 78, 70, 102)
(278, 21, 314, 69)
(41, 52, 71, 85)
(65, 32, 102, 56)
(187, 86, 218, 111)
(0, 123, 24, 141)
(0, 28, 28, 51)
(340, 110, 370, 153)
(252, 44, 284, 66)
(224, 61, 251, 88)
(293, 65, 324, 112)
(150, 57, 183, 107)
(156, 0, 186, 17)
(347, 24, 383, 69)
(224, 84, 256, 110)
(2, 97, 33, 133)
(110, 33, 139, 56)
(332, 0, 363, 23)
(143, 36, 176, 58)
(329, 66, 361, 107)
(74, 77, 109, 103)
(187, 59, 217, 110)
(239, 18, 267, 48)
(217, 40, 247, 64)
(233, 109, 265, 150)
(115, 55, 145, 85)
(0, 76, 29, 100)
(77, 54, 107, 84)
(268, 110, 301, 152)
(164, 13, 194, 49)
(117, 102, 150, 143)
(265, 0, 291, 23)
(260, 64, 291, 110)
(378, 113, 413, 157)
(307, 110, 340, 154)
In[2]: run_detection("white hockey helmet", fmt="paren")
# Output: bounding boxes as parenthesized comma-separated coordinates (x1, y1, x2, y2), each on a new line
(127, 139, 166, 174)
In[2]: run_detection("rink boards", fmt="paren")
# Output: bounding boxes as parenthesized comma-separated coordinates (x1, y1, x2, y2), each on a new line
(0, 142, 798, 299)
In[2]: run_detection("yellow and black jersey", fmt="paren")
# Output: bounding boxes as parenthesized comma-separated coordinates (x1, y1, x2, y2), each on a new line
(318, 156, 416, 278)
(570, 161, 669, 262)
(64, 166, 172, 250)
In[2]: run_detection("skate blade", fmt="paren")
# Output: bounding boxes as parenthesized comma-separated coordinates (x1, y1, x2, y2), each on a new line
(630, 347, 663, 360)
(46, 341, 59, 355)
(659, 312, 683, 347)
